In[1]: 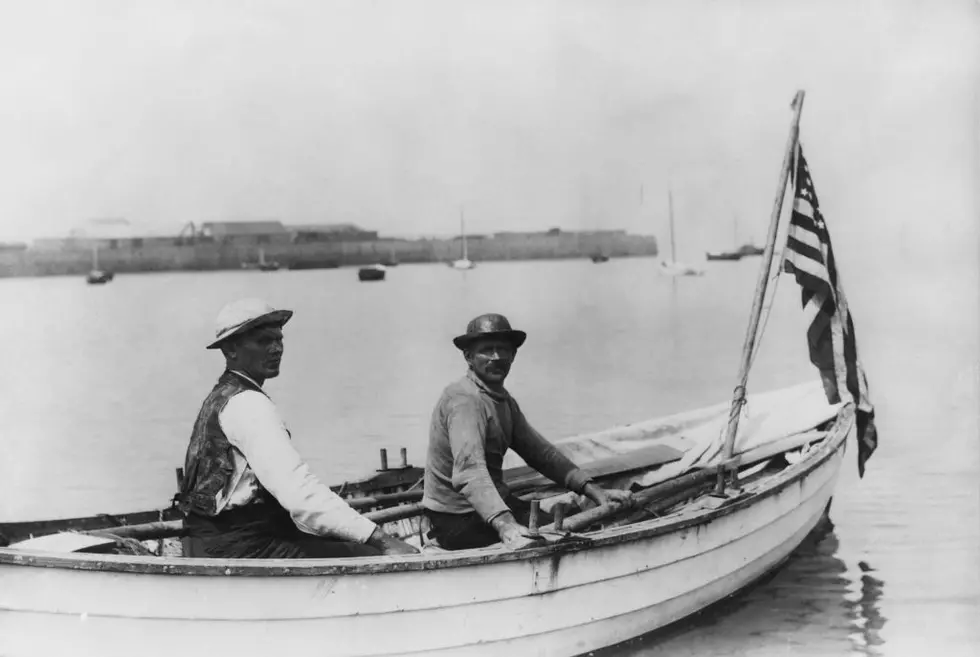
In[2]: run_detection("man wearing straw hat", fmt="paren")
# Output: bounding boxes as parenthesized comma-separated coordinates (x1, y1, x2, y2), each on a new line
(177, 298, 418, 559)
(423, 313, 633, 551)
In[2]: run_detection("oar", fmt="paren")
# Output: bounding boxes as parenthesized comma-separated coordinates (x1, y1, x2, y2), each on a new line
(542, 419, 844, 534)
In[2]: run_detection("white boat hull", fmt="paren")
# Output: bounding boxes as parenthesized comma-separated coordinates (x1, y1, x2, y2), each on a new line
(0, 425, 846, 657)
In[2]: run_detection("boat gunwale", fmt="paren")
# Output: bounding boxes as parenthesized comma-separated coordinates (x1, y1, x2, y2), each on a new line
(0, 405, 853, 577)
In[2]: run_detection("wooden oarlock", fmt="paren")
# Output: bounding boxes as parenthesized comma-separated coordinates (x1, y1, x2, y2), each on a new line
(527, 500, 541, 538)
(399, 447, 408, 469)
(553, 503, 566, 532)
(379, 448, 389, 471)
(716, 90, 806, 495)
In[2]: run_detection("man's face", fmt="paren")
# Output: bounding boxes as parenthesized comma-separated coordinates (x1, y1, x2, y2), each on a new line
(465, 338, 516, 387)
(226, 325, 284, 382)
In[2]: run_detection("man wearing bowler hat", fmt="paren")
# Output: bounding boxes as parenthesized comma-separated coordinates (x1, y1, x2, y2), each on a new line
(422, 313, 633, 550)
(177, 298, 418, 558)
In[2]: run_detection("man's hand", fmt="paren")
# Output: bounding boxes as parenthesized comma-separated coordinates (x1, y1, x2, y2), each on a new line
(582, 482, 634, 509)
(366, 528, 419, 555)
(490, 512, 546, 551)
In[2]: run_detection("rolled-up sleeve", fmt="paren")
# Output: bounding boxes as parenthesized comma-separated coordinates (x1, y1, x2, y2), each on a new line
(510, 402, 593, 494)
(446, 396, 511, 522)
(219, 391, 378, 543)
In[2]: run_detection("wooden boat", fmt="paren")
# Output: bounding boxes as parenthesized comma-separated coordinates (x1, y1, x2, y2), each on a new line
(590, 253, 610, 263)
(357, 264, 387, 281)
(0, 91, 868, 656)
(0, 383, 852, 657)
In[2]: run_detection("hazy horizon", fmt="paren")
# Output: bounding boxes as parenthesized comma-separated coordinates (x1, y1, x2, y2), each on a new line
(0, 1, 976, 264)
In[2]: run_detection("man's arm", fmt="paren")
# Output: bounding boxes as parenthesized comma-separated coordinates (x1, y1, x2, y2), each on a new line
(511, 403, 633, 510)
(445, 396, 512, 523)
(221, 391, 416, 553)
(509, 402, 592, 494)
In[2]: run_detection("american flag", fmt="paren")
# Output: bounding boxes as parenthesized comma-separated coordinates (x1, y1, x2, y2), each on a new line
(783, 145, 878, 476)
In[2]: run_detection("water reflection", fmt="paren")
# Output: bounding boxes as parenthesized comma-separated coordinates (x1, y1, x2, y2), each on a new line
(593, 516, 887, 656)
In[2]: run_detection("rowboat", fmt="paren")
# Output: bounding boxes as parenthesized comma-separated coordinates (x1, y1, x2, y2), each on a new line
(0, 383, 852, 657)
(0, 91, 876, 656)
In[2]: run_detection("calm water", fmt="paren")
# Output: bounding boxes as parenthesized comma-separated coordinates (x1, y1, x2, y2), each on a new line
(0, 256, 976, 656)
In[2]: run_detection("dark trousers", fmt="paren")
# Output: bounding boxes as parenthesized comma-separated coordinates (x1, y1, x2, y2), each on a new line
(184, 499, 381, 559)
(425, 495, 553, 551)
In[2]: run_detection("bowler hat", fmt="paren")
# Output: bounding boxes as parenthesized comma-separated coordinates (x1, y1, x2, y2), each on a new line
(206, 298, 293, 349)
(453, 313, 527, 350)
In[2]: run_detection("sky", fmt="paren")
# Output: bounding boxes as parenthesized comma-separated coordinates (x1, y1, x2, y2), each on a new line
(0, 0, 976, 261)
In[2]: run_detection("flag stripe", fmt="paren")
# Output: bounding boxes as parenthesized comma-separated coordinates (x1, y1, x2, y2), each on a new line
(786, 223, 825, 252)
(785, 234, 824, 264)
(783, 144, 878, 477)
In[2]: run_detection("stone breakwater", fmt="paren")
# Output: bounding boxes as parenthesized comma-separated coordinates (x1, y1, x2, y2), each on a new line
(0, 232, 658, 278)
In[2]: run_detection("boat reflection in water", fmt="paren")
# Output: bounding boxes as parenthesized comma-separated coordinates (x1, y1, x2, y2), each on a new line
(596, 515, 887, 656)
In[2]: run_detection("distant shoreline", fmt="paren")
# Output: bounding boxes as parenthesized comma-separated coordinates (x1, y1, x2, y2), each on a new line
(0, 232, 659, 279)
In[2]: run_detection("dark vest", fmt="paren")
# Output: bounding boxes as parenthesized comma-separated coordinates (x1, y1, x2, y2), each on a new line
(178, 371, 267, 517)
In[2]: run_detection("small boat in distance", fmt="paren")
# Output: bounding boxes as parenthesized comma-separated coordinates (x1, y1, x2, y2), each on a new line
(380, 247, 399, 267)
(257, 248, 280, 271)
(590, 253, 610, 263)
(85, 270, 114, 284)
(357, 264, 386, 282)
(705, 250, 743, 261)
(706, 215, 763, 261)
(241, 248, 281, 271)
(448, 209, 476, 270)
(737, 243, 765, 257)
(659, 188, 705, 277)
(85, 244, 114, 285)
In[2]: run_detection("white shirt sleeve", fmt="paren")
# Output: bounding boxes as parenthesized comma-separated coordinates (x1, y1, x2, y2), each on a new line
(219, 391, 378, 544)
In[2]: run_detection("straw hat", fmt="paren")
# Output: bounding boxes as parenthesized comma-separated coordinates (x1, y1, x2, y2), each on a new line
(206, 298, 293, 350)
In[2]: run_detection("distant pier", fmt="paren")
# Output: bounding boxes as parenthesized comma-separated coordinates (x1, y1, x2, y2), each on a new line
(0, 223, 659, 278)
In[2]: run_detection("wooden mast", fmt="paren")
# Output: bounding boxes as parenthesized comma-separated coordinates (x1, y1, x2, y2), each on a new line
(715, 90, 806, 494)
(460, 207, 467, 261)
(668, 188, 677, 263)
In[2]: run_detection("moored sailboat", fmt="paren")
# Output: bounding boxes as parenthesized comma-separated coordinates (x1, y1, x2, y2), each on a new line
(448, 208, 476, 270)
(85, 244, 114, 284)
(659, 188, 705, 276)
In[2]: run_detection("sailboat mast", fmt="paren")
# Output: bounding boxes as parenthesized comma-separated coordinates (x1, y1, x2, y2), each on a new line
(460, 208, 468, 260)
(668, 189, 677, 263)
(716, 90, 806, 494)
(92, 244, 99, 270)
